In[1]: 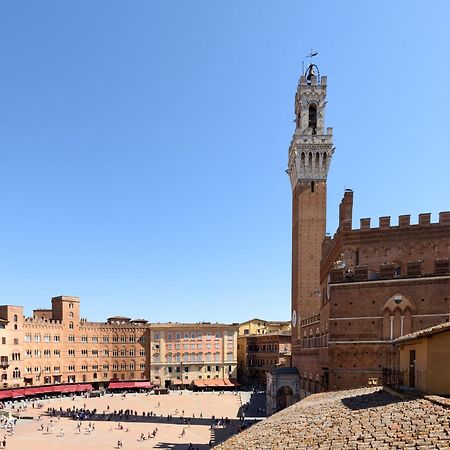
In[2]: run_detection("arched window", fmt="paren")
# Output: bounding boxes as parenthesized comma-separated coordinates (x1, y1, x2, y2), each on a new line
(308, 104, 317, 133)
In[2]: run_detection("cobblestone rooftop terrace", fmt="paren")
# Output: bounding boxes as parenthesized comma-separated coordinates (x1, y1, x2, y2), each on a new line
(215, 387, 450, 450)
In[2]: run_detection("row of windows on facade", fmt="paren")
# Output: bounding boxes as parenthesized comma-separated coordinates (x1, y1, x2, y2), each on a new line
(153, 352, 234, 363)
(165, 365, 233, 374)
(23, 334, 146, 344)
(160, 342, 233, 351)
(247, 343, 282, 352)
(301, 371, 321, 382)
(8, 368, 144, 381)
(23, 348, 147, 358)
(22, 363, 146, 373)
(1, 338, 19, 346)
(301, 335, 329, 349)
(153, 331, 234, 340)
(248, 358, 280, 367)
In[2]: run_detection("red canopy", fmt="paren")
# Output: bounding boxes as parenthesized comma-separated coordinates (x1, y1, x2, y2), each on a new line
(0, 390, 12, 400)
(24, 387, 40, 395)
(108, 381, 151, 390)
(77, 384, 93, 392)
(11, 388, 25, 398)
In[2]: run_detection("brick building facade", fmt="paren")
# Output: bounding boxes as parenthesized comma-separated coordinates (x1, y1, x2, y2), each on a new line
(268, 63, 450, 413)
(0, 296, 238, 391)
(237, 331, 291, 387)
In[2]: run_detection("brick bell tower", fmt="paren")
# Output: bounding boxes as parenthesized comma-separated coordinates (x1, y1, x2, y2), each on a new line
(287, 64, 333, 369)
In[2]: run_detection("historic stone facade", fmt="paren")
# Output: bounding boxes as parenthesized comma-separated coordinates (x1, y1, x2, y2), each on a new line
(269, 64, 450, 413)
(149, 323, 238, 388)
(237, 331, 291, 387)
(302, 192, 450, 394)
(0, 296, 238, 391)
(286, 64, 333, 369)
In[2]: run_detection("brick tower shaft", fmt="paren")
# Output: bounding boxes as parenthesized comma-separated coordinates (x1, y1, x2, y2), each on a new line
(287, 64, 333, 370)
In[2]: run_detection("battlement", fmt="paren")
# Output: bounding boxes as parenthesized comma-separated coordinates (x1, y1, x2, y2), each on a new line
(329, 258, 450, 283)
(299, 74, 327, 87)
(357, 211, 450, 231)
(24, 317, 63, 325)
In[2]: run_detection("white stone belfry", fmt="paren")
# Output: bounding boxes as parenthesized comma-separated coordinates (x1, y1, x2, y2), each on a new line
(287, 65, 334, 189)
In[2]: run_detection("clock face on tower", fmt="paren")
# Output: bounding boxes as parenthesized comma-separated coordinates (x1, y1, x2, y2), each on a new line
(291, 309, 297, 328)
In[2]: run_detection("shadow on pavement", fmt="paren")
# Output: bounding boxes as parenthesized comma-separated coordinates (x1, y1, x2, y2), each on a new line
(341, 390, 404, 411)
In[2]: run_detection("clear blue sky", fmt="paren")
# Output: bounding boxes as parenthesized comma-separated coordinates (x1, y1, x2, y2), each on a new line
(1, 1, 449, 323)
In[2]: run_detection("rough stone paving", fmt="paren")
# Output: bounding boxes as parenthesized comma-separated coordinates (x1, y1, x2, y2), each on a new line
(215, 387, 450, 449)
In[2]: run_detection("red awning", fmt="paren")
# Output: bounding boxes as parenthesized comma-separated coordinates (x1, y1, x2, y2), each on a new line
(24, 387, 40, 395)
(40, 385, 55, 394)
(108, 381, 134, 389)
(134, 381, 153, 389)
(77, 384, 93, 392)
(0, 390, 12, 400)
(108, 381, 151, 389)
(11, 388, 26, 398)
(57, 385, 72, 393)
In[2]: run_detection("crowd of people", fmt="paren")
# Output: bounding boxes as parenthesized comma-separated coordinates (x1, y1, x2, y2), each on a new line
(0, 390, 251, 448)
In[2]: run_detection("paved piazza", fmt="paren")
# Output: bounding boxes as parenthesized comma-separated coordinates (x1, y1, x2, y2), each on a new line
(216, 387, 450, 449)
(1, 391, 243, 449)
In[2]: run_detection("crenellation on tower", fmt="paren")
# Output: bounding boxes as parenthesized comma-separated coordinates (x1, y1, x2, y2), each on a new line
(288, 65, 334, 191)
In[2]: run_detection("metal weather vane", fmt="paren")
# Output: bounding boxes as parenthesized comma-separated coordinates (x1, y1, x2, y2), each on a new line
(306, 49, 318, 59)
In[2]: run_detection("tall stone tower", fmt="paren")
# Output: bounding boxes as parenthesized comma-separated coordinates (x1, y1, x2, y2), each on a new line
(287, 64, 333, 368)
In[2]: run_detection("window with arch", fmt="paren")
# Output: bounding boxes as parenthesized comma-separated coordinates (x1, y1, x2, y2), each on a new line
(308, 103, 317, 132)
(69, 322, 74, 329)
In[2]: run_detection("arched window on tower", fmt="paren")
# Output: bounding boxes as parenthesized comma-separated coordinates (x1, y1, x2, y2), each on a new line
(308, 104, 317, 134)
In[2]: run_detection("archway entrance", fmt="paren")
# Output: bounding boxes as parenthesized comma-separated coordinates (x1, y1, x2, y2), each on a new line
(276, 385, 294, 411)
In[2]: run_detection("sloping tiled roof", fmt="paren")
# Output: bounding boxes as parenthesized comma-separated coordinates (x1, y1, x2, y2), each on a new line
(215, 387, 450, 449)
(394, 320, 450, 344)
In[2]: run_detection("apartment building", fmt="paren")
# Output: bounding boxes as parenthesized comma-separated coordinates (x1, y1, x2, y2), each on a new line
(150, 323, 238, 388)
(0, 296, 238, 392)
